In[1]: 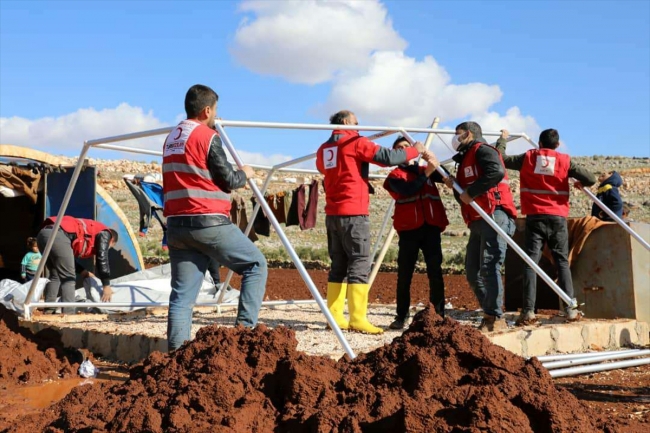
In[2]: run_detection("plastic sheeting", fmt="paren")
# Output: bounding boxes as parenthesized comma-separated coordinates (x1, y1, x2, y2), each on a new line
(80, 264, 240, 314)
(0, 277, 48, 314)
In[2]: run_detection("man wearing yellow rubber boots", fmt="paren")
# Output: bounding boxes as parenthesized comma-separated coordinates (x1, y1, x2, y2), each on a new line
(316, 110, 425, 333)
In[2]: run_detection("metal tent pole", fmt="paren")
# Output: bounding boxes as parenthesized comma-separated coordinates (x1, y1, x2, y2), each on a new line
(549, 357, 650, 378)
(215, 123, 356, 359)
(215, 130, 400, 311)
(23, 142, 92, 320)
(543, 349, 650, 369)
(520, 134, 650, 252)
(367, 117, 440, 288)
(400, 131, 577, 308)
(535, 349, 641, 362)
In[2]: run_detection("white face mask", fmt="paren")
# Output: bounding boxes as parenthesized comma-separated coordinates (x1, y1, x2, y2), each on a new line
(451, 134, 463, 151)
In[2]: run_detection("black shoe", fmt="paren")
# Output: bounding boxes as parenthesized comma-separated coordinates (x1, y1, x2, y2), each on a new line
(389, 318, 406, 330)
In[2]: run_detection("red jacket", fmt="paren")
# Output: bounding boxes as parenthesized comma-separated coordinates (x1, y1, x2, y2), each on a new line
(384, 165, 449, 232)
(162, 120, 231, 217)
(43, 216, 109, 259)
(456, 143, 517, 226)
(316, 130, 419, 216)
(520, 148, 571, 217)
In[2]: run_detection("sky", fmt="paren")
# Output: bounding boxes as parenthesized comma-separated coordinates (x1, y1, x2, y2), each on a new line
(1, 0, 649, 166)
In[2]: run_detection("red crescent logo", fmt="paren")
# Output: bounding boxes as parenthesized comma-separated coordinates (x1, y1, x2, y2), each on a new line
(173, 127, 182, 140)
(542, 157, 550, 168)
(326, 149, 334, 162)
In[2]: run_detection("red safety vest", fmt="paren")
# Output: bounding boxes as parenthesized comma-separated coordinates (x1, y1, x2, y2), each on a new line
(384, 166, 449, 232)
(162, 120, 231, 217)
(316, 130, 419, 216)
(520, 148, 571, 217)
(43, 216, 109, 259)
(456, 142, 517, 226)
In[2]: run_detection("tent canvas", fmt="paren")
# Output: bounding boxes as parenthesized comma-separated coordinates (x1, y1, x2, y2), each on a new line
(0, 144, 144, 282)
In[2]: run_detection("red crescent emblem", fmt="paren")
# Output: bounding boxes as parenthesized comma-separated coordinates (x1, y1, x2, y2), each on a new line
(541, 157, 550, 168)
(173, 127, 182, 140)
(326, 149, 334, 162)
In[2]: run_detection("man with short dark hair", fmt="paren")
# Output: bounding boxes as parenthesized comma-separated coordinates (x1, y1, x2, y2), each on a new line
(444, 121, 517, 332)
(316, 110, 426, 334)
(496, 128, 596, 324)
(37, 215, 118, 314)
(163, 84, 266, 351)
(383, 136, 449, 329)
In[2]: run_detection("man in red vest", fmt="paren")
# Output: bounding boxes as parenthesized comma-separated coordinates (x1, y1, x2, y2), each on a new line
(444, 121, 517, 332)
(497, 128, 596, 324)
(383, 137, 449, 329)
(37, 215, 118, 314)
(163, 84, 265, 351)
(316, 110, 425, 334)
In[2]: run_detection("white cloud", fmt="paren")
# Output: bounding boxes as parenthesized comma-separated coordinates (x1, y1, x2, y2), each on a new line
(231, 0, 406, 84)
(0, 103, 168, 154)
(0, 104, 295, 166)
(232, 0, 541, 154)
(472, 106, 542, 154)
(321, 51, 503, 127)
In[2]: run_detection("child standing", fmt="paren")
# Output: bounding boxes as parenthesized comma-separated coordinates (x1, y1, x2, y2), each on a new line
(21, 237, 41, 282)
(591, 171, 624, 221)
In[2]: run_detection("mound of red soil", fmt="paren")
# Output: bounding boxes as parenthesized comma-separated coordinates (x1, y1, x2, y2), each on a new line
(0, 306, 78, 389)
(8, 309, 613, 433)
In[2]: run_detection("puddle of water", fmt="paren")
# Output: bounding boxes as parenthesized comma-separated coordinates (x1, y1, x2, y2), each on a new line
(0, 362, 129, 421)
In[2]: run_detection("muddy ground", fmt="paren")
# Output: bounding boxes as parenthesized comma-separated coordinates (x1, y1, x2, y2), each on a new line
(0, 269, 647, 432)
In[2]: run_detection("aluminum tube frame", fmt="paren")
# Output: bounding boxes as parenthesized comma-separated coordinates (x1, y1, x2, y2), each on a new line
(217, 130, 401, 310)
(215, 124, 356, 359)
(549, 357, 650, 378)
(83, 121, 526, 148)
(536, 349, 641, 362)
(217, 153, 316, 312)
(543, 349, 650, 369)
(583, 187, 650, 251)
(367, 118, 440, 288)
(23, 142, 92, 320)
(520, 134, 650, 253)
(400, 131, 577, 308)
(371, 201, 395, 262)
(27, 299, 318, 310)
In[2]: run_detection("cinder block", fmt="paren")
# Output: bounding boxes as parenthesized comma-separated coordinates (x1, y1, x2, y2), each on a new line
(116, 334, 142, 364)
(552, 324, 585, 353)
(86, 331, 116, 358)
(148, 336, 168, 355)
(583, 322, 613, 350)
(636, 322, 650, 345)
(490, 331, 524, 356)
(612, 321, 641, 346)
(60, 328, 84, 349)
(522, 328, 554, 358)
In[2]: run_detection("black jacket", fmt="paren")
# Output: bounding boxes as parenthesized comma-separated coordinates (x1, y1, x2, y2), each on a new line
(451, 139, 505, 202)
(75, 230, 112, 286)
(592, 171, 623, 221)
(207, 134, 247, 193)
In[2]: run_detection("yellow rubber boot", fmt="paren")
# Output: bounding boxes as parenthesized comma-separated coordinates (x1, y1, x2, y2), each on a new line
(348, 283, 383, 334)
(326, 282, 349, 330)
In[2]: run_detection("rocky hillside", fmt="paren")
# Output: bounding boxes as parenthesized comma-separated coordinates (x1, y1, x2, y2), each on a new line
(58, 155, 650, 266)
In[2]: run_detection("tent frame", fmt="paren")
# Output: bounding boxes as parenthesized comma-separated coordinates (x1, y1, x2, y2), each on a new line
(22, 119, 639, 358)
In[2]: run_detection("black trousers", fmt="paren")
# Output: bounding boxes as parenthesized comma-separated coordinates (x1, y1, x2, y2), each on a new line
(523, 215, 574, 312)
(396, 224, 445, 319)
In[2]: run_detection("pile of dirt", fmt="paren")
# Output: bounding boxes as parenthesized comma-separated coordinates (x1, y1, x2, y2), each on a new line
(0, 305, 78, 388)
(7, 308, 618, 433)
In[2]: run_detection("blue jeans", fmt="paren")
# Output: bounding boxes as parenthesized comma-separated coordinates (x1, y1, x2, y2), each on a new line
(465, 209, 515, 317)
(166, 222, 267, 351)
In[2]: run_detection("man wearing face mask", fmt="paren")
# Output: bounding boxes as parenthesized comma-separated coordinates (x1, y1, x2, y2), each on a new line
(316, 110, 426, 334)
(163, 84, 266, 351)
(444, 121, 517, 332)
(383, 136, 449, 329)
